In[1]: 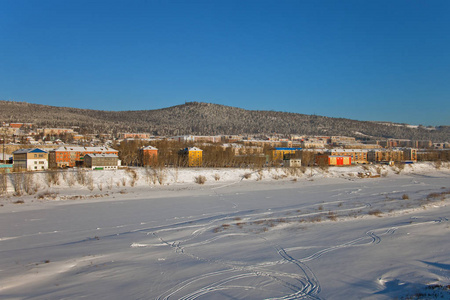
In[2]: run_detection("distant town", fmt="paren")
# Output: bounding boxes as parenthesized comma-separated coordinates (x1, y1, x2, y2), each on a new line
(1, 121, 449, 173)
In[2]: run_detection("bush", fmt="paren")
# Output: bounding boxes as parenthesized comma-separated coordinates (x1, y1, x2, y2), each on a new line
(23, 173, 37, 195)
(402, 194, 409, 200)
(65, 172, 76, 187)
(434, 160, 442, 169)
(46, 170, 60, 187)
(86, 173, 94, 191)
(13, 173, 23, 196)
(327, 212, 338, 221)
(0, 173, 7, 195)
(393, 163, 405, 174)
(107, 178, 114, 189)
(310, 215, 322, 222)
(368, 209, 382, 217)
(76, 169, 87, 185)
(213, 173, 220, 181)
(156, 168, 167, 185)
(194, 175, 206, 184)
(243, 173, 252, 179)
(375, 166, 382, 175)
(256, 169, 264, 181)
(144, 167, 156, 184)
(126, 168, 138, 186)
(36, 191, 59, 200)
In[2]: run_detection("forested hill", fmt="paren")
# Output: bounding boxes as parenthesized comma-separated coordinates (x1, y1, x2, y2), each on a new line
(1, 100, 449, 142)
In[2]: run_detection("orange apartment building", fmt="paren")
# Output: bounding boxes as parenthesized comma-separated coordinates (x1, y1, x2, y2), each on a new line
(48, 146, 118, 168)
(326, 149, 369, 164)
(8, 123, 33, 129)
(316, 155, 352, 166)
(118, 133, 151, 139)
(138, 146, 158, 166)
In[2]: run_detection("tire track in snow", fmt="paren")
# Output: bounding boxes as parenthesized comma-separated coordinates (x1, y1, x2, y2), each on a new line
(147, 200, 391, 299)
(153, 215, 443, 299)
(272, 244, 321, 300)
(156, 269, 243, 300)
(178, 273, 258, 300)
(154, 225, 322, 300)
(144, 185, 448, 300)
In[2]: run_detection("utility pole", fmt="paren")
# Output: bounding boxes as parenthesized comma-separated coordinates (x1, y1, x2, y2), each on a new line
(1, 128, 5, 164)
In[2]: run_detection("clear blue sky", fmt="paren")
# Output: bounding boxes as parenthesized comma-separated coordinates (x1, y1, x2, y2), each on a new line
(1, 0, 449, 126)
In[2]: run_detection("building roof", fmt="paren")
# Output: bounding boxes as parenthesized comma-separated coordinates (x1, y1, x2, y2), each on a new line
(274, 147, 302, 151)
(141, 146, 158, 150)
(328, 149, 369, 153)
(51, 146, 118, 153)
(186, 147, 202, 151)
(85, 153, 118, 158)
(12, 148, 47, 154)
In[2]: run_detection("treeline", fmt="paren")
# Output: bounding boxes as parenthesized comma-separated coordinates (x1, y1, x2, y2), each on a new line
(418, 150, 450, 162)
(115, 139, 450, 168)
(114, 140, 270, 168)
(1, 101, 449, 142)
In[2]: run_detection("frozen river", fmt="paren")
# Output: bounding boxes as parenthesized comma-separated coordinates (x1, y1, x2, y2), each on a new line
(1, 170, 449, 299)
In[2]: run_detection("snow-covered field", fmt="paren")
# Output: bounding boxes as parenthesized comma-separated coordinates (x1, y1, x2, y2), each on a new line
(1, 163, 449, 299)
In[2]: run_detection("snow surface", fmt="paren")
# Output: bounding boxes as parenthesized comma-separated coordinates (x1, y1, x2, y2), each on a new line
(0, 163, 449, 299)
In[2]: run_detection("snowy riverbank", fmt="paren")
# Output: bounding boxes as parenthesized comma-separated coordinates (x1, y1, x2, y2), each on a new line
(1, 162, 448, 204)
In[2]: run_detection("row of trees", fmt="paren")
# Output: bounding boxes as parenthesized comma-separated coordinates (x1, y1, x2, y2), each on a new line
(115, 139, 450, 169)
(417, 150, 450, 162)
(115, 140, 273, 168)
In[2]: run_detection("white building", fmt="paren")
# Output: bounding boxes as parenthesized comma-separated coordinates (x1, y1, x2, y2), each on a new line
(12, 148, 49, 171)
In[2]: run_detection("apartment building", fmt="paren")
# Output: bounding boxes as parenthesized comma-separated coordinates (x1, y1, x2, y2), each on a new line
(48, 146, 118, 168)
(138, 146, 158, 166)
(367, 148, 417, 163)
(172, 135, 222, 143)
(12, 148, 48, 171)
(84, 153, 119, 170)
(179, 147, 203, 167)
(326, 149, 368, 164)
(270, 148, 302, 162)
(118, 133, 151, 139)
(41, 128, 75, 136)
(316, 155, 352, 166)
